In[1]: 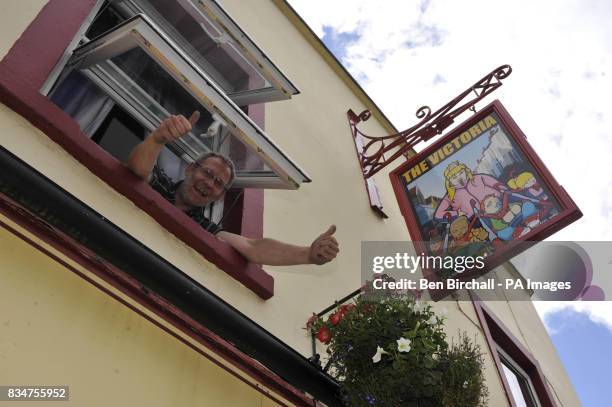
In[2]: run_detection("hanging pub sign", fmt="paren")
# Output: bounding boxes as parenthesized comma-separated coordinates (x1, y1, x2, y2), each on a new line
(389, 100, 582, 300)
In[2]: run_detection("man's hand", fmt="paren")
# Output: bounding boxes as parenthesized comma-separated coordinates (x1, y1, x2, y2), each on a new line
(127, 111, 201, 179)
(308, 225, 339, 265)
(151, 111, 200, 144)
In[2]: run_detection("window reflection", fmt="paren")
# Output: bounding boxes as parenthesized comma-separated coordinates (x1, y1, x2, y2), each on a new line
(500, 358, 538, 407)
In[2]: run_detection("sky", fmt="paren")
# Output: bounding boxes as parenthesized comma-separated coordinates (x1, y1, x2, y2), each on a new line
(287, 0, 612, 405)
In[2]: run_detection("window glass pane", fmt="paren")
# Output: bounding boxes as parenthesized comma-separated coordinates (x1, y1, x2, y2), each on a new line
(49, 71, 184, 172)
(106, 47, 267, 173)
(86, 3, 128, 38)
(94, 105, 145, 163)
(81, 2, 276, 176)
(501, 360, 537, 407)
(78, 0, 297, 107)
(138, 0, 269, 96)
(111, 0, 271, 101)
(49, 50, 269, 176)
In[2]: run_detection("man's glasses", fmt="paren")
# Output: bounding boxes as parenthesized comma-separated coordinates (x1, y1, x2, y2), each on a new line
(193, 162, 228, 191)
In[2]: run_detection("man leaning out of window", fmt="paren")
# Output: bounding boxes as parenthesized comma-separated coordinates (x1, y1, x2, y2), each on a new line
(126, 111, 339, 266)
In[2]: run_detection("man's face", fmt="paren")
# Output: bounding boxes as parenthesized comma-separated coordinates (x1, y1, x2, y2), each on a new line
(449, 169, 468, 188)
(180, 157, 232, 207)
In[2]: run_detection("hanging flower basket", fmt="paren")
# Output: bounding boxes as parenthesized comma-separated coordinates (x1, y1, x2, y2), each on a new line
(308, 295, 488, 406)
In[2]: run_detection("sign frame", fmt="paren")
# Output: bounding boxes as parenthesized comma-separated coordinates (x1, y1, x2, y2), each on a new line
(389, 100, 582, 300)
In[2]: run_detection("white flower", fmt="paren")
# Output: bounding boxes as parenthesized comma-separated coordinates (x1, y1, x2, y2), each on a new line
(413, 300, 422, 313)
(396, 337, 412, 353)
(427, 315, 437, 325)
(432, 352, 439, 361)
(462, 380, 469, 389)
(372, 346, 388, 363)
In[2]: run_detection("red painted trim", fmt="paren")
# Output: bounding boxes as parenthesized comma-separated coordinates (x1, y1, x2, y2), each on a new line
(222, 103, 265, 239)
(0, 0, 98, 89)
(242, 103, 265, 239)
(0, 0, 271, 298)
(389, 100, 582, 300)
(471, 298, 558, 407)
(0, 193, 315, 407)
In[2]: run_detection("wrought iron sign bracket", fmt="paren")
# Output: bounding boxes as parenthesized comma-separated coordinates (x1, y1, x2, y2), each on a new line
(348, 65, 512, 180)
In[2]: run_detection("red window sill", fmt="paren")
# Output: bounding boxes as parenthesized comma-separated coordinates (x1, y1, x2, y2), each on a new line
(0, 0, 273, 299)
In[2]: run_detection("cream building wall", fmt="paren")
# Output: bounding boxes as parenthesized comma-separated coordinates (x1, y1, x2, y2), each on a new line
(0, 214, 287, 407)
(0, 0, 581, 406)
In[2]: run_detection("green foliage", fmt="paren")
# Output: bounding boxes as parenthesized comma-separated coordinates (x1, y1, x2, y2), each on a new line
(439, 333, 489, 407)
(309, 296, 488, 406)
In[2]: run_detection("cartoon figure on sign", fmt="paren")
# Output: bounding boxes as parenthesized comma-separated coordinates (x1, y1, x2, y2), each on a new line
(508, 172, 547, 201)
(447, 215, 489, 256)
(507, 171, 554, 221)
(449, 216, 489, 245)
(433, 161, 507, 222)
(477, 193, 540, 241)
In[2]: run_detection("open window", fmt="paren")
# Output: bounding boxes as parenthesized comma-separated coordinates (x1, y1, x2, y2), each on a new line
(0, 0, 294, 298)
(46, 1, 308, 192)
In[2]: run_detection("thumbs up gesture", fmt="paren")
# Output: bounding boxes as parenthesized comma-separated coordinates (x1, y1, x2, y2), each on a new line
(308, 225, 339, 265)
(151, 111, 201, 144)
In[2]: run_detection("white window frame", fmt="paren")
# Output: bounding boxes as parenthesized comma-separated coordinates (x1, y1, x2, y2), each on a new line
(114, 0, 300, 106)
(63, 14, 309, 189)
(497, 345, 542, 407)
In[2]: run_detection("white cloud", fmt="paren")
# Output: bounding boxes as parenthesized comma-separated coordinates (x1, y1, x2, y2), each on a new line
(534, 301, 612, 334)
(289, 0, 612, 241)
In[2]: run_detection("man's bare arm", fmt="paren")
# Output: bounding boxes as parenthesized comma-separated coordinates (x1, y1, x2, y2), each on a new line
(126, 112, 200, 179)
(126, 135, 166, 180)
(217, 225, 339, 266)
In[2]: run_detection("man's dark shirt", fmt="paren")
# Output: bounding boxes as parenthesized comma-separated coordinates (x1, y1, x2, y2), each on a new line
(149, 166, 223, 235)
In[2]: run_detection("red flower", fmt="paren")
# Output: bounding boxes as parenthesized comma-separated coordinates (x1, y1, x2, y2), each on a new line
(316, 326, 332, 344)
(329, 312, 342, 326)
(339, 304, 356, 316)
